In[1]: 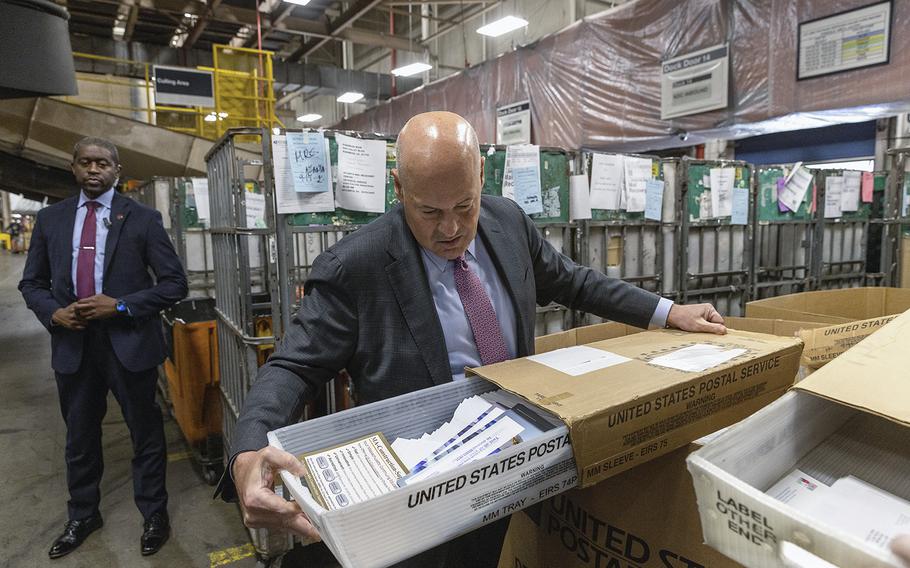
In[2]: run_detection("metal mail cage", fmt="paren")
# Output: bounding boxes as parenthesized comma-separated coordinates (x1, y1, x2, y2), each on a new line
(751, 165, 816, 299)
(878, 149, 910, 288)
(576, 152, 674, 327)
(672, 158, 754, 317)
(812, 169, 879, 290)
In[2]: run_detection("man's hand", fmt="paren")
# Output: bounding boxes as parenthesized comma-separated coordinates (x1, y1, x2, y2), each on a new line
(74, 294, 118, 320)
(233, 448, 321, 540)
(666, 303, 727, 335)
(893, 535, 910, 567)
(52, 303, 87, 330)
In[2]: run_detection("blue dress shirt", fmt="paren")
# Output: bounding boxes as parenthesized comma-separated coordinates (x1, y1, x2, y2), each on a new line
(420, 237, 674, 381)
(420, 238, 518, 381)
(71, 188, 114, 296)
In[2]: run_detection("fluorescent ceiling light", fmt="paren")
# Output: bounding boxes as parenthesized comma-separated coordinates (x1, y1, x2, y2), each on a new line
(283, 0, 312, 5)
(337, 92, 364, 104)
(204, 113, 217, 122)
(476, 16, 528, 37)
(297, 113, 323, 123)
(391, 62, 433, 77)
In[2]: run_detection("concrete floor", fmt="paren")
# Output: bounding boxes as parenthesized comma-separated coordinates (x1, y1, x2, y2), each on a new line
(0, 252, 261, 568)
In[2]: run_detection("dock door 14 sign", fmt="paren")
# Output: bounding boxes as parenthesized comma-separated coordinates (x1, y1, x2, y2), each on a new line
(660, 44, 729, 120)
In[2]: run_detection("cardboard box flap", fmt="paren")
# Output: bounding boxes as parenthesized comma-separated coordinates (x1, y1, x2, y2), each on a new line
(468, 328, 803, 486)
(746, 287, 910, 323)
(725, 316, 826, 337)
(794, 309, 910, 426)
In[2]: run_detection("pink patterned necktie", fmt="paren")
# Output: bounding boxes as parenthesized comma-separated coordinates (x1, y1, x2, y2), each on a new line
(76, 201, 100, 299)
(453, 254, 510, 366)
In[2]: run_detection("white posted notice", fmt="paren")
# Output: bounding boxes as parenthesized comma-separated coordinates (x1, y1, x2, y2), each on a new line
(623, 156, 652, 213)
(188, 177, 210, 222)
(272, 135, 335, 215)
(709, 167, 735, 217)
(779, 166, 814, 212)
(589, 153, 624, 210)
(824, 176, 844, 218)
(245, 192, 267, 229)
(569, 174, 592, 220)
(504, 145, 543, 215)
(300, 434, 407, 510)
(528, 345, 631, 376)
(335, 134, 387, 213)
(841, 170, 861, 212)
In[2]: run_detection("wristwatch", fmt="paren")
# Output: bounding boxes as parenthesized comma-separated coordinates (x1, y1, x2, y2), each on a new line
(115, 299, 131, 316)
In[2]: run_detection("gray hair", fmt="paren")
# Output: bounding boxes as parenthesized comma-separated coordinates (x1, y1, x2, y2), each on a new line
(73, 137, 120, 164)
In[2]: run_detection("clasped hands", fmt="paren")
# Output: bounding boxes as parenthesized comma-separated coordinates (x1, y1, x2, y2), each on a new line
(51, 294, 118, 330)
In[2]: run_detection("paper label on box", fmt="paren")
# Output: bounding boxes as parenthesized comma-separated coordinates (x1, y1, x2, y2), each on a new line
(649, 344, 747, 373)
(527, 345, 631, 376)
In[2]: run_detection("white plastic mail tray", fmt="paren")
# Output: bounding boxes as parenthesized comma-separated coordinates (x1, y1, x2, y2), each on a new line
(269, 377, 577, 568)
(687, 390, 910, 568)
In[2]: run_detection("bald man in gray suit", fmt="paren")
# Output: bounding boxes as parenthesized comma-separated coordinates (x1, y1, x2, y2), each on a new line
(228, 112, 726, 567)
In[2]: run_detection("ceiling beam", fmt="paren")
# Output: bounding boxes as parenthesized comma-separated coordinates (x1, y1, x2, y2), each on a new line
(338, 28, 423, 53)
(183, 0, 223, 50)
(287, 0, 384, 62)
(73, 0, 424, 55)
(123, 3, 140, 42)
(419, 0, 501, 45)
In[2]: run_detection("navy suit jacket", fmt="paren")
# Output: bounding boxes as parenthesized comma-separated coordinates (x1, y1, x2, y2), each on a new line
(19, 192, 188, 374)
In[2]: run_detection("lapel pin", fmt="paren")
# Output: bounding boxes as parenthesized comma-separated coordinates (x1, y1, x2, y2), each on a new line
(116, 213, 125, 221)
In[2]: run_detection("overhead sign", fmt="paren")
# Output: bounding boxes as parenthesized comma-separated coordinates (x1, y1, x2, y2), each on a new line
(496, 100, 531, 145)
(797, 1, 892, 80)
(660, 43, 729, 120)
(153, 65, 214, 107)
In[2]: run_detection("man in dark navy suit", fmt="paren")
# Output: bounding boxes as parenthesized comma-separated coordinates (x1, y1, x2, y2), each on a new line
(19, 137, 188, 559)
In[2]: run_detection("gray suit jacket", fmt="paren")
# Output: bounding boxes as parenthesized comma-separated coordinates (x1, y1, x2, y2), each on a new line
(232, 195, 660, 456)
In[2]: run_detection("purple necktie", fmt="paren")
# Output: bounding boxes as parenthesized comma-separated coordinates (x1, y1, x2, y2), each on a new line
(453, 254, 509, 366)
(76, 201, 100, 299)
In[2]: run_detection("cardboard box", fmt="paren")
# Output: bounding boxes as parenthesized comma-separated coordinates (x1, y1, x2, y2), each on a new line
(270, 322, 801, 567)
(535, 317, 824, 353)
(469, 328, 803, 488)
(498, 442, 743, 568)
(797, 314, 900, 369)
(687, 309, 910, 568)
(498, 318, 824, 568)
(745, 287, 910, 324)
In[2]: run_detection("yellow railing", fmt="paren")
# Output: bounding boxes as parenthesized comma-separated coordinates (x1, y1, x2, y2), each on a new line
(59, 46, 282, 140)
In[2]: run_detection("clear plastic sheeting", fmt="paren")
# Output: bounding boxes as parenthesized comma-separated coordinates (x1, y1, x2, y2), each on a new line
(337, 0, 910, 152)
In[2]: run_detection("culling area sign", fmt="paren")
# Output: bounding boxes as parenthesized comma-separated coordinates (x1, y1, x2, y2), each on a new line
(660, 43, 729, 120)
(496, 100, 532, 145)
(153, 65, 214, 107)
